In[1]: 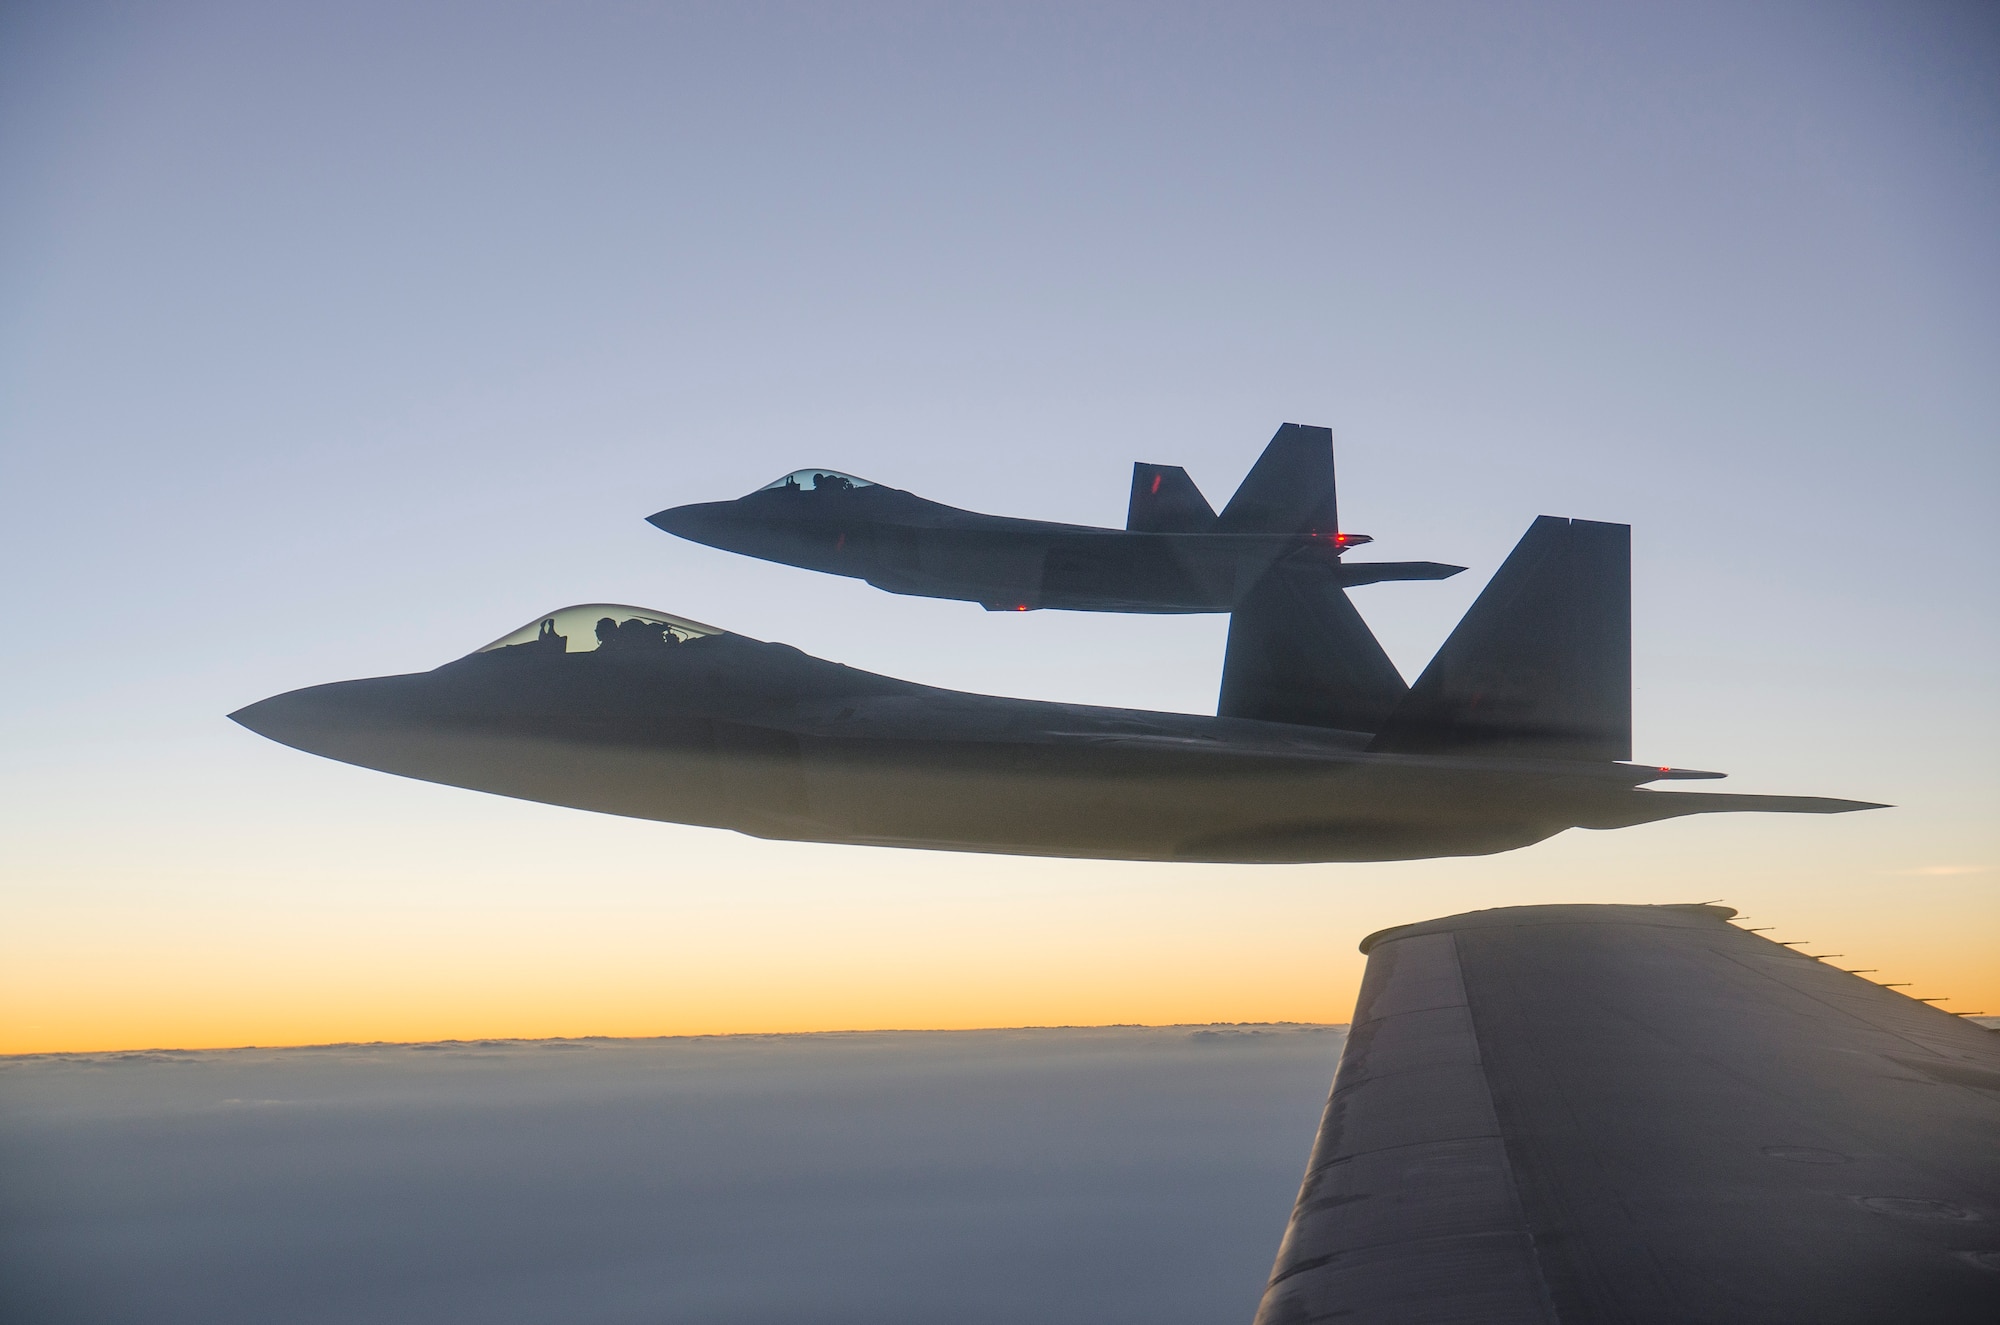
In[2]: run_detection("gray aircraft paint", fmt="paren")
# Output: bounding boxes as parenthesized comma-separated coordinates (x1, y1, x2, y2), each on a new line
(1255, 903, 2000, 1323)
(648, 425, 1463, 614)
(232, 516, 1875, 864)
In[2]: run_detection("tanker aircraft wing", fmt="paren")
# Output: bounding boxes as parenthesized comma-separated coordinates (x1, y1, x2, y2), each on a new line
(648, 423, 1461, 613)
(1255, 902, 2000, 1323)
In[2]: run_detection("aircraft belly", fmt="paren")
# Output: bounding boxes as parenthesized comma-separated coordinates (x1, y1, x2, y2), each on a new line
(904, 531, 1047, 607)
(866, 531, 1248, 612)
(787, 740, 1570, 863)
(238, 684, 1696, 862)
(1036, 538, 1233, 612)
(317, 726, 1590, 862)
(284, 714, 1821, 862)
(252, 715, 816, 838)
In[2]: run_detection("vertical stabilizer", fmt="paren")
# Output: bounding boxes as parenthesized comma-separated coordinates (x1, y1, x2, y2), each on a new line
(1126, 464, 1217, 533)
(1368, 517, 1630, 760)
(1217, 424, 1339, 534)
(1218, 557, 1408, 732)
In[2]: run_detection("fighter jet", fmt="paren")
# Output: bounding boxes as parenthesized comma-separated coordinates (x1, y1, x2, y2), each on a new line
(646, 423, 1463, 613)
(231, 514, 1878, 864)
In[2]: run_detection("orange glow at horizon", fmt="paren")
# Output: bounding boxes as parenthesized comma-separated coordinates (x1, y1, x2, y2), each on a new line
(4, 802, 1993, 1056)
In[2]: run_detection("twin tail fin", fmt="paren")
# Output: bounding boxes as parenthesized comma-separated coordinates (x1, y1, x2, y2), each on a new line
(1131, 422, 1342, 537)
(1218, 556, 1408, 733)
(1368, 516, 1631, 761)
(1217, 423, 1339, 535)
(1126, 464, 1217, 533)
(1221, 513, 1633, 762)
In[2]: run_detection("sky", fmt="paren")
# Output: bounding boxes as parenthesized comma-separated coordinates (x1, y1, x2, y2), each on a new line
(0, 1028, 1342, 1323)
(1, 0, 1996, 1054)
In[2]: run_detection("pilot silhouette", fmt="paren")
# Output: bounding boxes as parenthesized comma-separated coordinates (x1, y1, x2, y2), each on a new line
(595, 617, 680, 650)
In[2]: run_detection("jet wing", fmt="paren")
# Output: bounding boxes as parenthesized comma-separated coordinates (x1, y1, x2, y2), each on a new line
(1254, 903, 2000, 1324)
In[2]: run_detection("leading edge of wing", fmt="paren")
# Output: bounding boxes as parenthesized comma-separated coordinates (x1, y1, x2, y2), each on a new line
(1253, 902, 2000, 1325)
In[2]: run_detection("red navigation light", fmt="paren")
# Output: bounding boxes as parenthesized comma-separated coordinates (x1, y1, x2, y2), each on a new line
(1016, 604, 1027, 611)
(1659, 766, 1671, 773)
(1149, 473, 1162, 495)
(1333, 533, 1350, 545)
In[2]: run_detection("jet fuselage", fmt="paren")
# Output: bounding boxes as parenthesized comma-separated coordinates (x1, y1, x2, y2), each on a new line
(230, 612, 1864, 865)
(651, 480, 1457, 613)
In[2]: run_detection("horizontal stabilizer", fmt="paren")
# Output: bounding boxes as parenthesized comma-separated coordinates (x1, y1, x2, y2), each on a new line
(1574, 790, 1889, 829)
(1332, 560, 1465, 587)
(1126, 464, 1217, 533)
(1219, 557, 1407, 733)
(1370, 516, 1631, 761)
(1218, 424, 1338, 535)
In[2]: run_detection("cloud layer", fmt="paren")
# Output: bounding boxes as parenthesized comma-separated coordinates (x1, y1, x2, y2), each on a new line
(0, 1026, 1343, 1325)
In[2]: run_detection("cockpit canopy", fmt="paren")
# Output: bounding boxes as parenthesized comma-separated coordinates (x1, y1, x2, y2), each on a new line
(476, 604, 724, 657)
(753, 469, 877, 495)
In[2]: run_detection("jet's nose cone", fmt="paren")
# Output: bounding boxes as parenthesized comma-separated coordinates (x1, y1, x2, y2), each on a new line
(229, 683, 350, 752)
(229, 676, 418, 758)
(647, 501, 734, 543)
